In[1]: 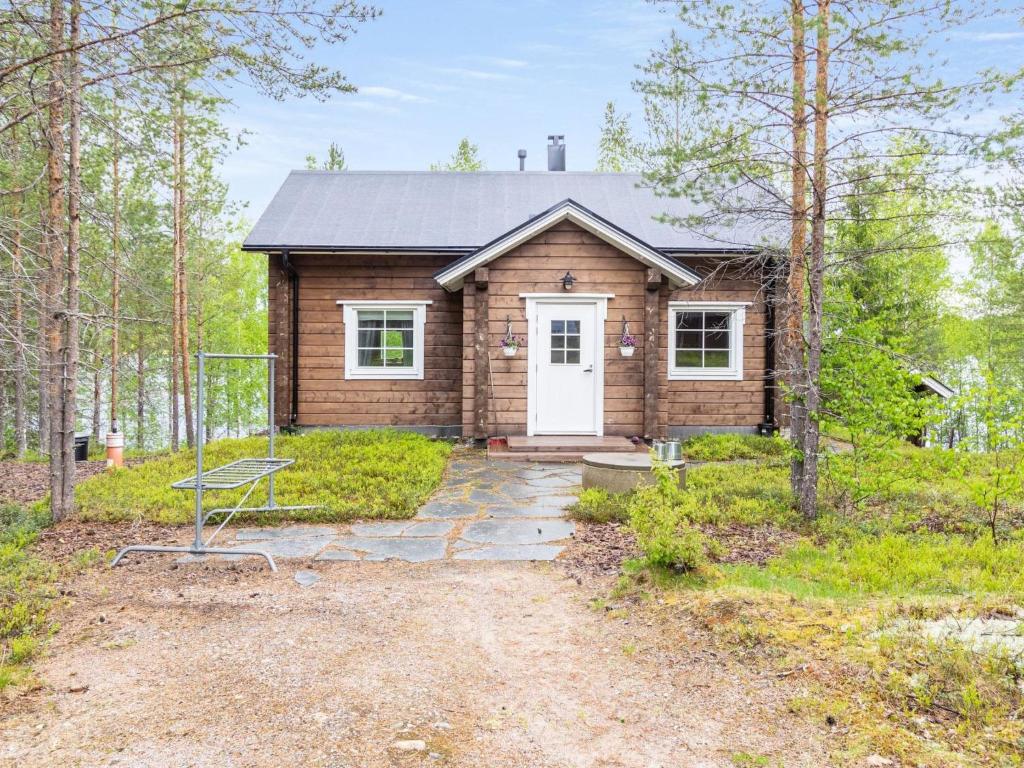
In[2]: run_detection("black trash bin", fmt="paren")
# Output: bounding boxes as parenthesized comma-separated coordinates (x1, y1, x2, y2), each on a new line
(73, 435, 89, 462)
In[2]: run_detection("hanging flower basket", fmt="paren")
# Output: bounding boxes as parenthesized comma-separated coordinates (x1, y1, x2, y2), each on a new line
(500, 331, 523, 357)
(619, 332, 637, 357)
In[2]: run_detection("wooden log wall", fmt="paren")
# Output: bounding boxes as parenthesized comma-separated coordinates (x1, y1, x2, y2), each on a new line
(272, 253, 463, 428)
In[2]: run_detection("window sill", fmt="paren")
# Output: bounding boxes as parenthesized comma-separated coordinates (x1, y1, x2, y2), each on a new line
(345, 368, 423, 381)
(668, 369, 744, 381)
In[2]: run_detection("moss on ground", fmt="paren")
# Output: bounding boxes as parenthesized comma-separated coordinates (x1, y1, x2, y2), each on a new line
(73, 429, 452, 525)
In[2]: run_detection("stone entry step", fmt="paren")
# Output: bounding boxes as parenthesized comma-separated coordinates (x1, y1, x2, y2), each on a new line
(489, 435, 644, 463)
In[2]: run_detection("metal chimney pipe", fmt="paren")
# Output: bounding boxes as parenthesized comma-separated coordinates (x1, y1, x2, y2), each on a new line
(547, 135, 565, 171)
(517, 149, 527, 171)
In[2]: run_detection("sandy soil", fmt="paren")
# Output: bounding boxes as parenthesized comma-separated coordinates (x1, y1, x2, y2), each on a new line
(1, 553, 828, 768)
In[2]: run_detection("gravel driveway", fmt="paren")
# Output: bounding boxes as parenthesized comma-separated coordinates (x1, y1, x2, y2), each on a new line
(1, 556, 827, 767)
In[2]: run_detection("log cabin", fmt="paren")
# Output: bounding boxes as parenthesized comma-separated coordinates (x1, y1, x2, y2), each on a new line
(243, 145, 781, 456)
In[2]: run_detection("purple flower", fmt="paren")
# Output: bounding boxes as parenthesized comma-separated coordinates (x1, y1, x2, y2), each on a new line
(619, 334, 637, 348)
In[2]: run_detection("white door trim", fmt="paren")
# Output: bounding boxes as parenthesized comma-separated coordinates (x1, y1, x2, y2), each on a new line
(524, 295, 608, 437)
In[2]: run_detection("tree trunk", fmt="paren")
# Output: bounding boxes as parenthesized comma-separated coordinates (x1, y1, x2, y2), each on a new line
(787, 0, 808, 503)
(169, 99, 181, 452)
(46, 0, 66, 520)
(12, 188, 27, 457)
(38, 290, 49, 455)
(799, 0, 830, 520)
(60, 0, 83, 517)
(136, 329, 145, 450)
(110, 93, 121, 434)
(91, 350, 101, 442)
(175, 100, 194, 448)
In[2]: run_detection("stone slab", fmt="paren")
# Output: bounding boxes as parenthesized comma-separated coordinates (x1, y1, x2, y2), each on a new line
(235, 526, 337, 541)
(453, 544, 565, 561)
(315, 549, 360, 561)
(403, 521, 454, 537)
(415, 501, 479, 519)
(229, 535, 335, 559)
(294, 570, 321, 587)
(332, 536, 446, 563)
(460, 519, 574, 546)
(469, 489, 507, 504)
(350, 521, 411, 538)
(483, 504, 571, 519)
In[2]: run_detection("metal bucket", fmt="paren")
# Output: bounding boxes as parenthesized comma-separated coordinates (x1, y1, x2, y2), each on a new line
(651, 440, 682, 461)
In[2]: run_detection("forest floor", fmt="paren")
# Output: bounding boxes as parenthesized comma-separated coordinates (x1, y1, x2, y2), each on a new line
(0, 537, 828, 768)
(0, 459, 109, 507)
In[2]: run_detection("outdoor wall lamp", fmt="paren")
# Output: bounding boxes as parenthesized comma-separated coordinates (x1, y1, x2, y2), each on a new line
(561, 270, 575, 290)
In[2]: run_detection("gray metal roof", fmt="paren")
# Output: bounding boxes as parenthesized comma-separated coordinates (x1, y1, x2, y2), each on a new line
(243, 171, 766, 252)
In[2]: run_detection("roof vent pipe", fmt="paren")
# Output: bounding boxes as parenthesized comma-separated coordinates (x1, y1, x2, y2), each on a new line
(517, 149, 527, 171)
(547, 135, 565, 171)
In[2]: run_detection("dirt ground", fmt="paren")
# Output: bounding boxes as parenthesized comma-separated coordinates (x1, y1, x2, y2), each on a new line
(0, 459, 110, 507)
(1, 544, 829, 768)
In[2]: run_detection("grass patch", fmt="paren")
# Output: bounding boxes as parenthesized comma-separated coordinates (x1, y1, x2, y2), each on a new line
(726, 532, 1024, 600)
(74, 429, 452, 525)
(682, 433, 789, 462)
(567, 487, 630, 523)
(0, 504, 57, 691)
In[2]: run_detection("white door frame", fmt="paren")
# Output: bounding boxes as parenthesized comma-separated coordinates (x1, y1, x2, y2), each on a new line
(522, 293, 611, 437)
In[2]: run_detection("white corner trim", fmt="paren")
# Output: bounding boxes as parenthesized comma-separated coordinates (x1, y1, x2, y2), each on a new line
(435, 201, 701, 290)
(667, 301, 748, 381)
(339, 300, 430, 380)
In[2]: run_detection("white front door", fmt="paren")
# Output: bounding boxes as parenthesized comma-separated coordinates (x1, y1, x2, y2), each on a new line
(531, 301, 603, 435)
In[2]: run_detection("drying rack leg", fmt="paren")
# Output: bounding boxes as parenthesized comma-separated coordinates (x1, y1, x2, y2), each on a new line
(110, 544, 277, 572)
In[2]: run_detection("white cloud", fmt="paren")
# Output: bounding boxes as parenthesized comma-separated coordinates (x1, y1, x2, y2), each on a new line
(436, 66, 515, 81)
(358, 85, 430, 103)
(476, 56, 530, 69)
(957, 31, 1024, 42)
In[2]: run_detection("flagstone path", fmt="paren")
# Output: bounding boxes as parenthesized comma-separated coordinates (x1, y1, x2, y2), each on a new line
(209, 452, 580, 564)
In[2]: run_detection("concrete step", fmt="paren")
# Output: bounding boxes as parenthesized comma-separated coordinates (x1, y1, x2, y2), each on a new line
(491, 435, 645, 463)
(487, 448, 591, 463)
(504, 435, 640, 453)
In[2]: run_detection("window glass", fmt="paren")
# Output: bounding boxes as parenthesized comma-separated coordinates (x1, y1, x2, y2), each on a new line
(357, 308, 415, 368)
(550, 319, 581, 366)
(673, 310, 732, 368)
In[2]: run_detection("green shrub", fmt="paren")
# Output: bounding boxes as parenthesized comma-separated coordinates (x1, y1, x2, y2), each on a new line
(74, 429, 451, 524)
(568, 487, 630, 523)
(682, 433, 788, 462)
(627, 463, 719, 571)
(0, 505, 56, 690)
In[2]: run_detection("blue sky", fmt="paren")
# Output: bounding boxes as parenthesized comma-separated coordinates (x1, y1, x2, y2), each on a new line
(220, 0, 678, 215)
(219, 0, 1024, 220)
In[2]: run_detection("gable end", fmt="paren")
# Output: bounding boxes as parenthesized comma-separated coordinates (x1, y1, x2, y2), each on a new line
(434, 199, 702, 291)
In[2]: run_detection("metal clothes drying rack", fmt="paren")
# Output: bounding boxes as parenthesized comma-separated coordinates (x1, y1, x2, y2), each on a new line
(112, 352, 318, 572)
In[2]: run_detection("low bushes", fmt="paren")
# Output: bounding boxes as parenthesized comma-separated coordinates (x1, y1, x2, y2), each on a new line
(74, 429, 451, 524)
(609, 441, 1024, 767)
(0, 505, 56, 691)
(568, 488, 630, 523)
(625, 464, 720, 571)
(682, 433, 788, 462)
(730, 530, 1024, 600)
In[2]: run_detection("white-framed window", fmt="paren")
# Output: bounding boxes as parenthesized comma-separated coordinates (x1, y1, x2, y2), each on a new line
(337, 300, 431, 380)
(667, 301, 748, 381)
